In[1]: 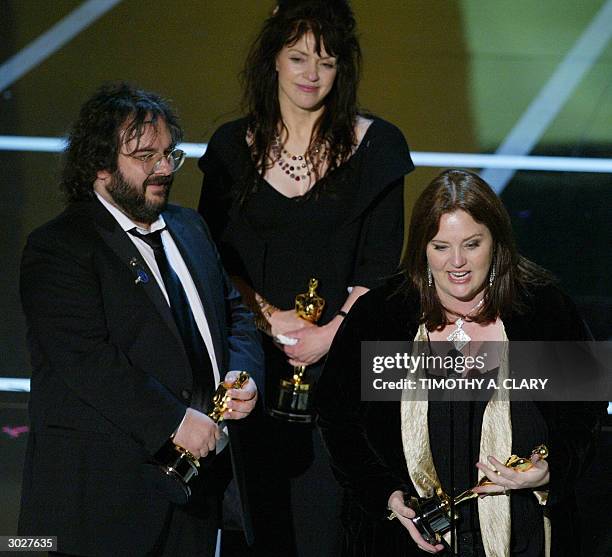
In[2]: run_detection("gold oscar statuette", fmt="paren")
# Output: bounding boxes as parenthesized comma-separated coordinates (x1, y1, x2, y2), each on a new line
(154, 372, 251, 504)
(269, 278, 325, 423)
(394, 445, 548, 545)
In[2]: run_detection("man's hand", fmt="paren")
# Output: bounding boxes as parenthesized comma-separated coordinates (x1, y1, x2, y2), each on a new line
(173, 408, 220, 459)
(221, 370, 258, 420)
(387, 490, 445, 554)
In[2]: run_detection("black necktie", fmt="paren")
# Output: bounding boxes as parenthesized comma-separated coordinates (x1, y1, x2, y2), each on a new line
(129, 227, 214, 412)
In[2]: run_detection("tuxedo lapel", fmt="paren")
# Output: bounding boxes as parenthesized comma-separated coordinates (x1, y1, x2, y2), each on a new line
(164, 212, 225, 368)
(89, 200, 184, 347)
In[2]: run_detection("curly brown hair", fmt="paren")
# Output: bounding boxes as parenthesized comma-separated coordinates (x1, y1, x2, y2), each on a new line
(60, 82, 182, 202)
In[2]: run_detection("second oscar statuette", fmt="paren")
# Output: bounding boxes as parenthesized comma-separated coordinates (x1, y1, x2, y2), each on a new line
(269, 278, 325, 423)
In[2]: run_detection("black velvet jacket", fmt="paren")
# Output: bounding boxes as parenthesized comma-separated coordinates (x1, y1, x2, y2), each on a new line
(316, 280, 605, 557)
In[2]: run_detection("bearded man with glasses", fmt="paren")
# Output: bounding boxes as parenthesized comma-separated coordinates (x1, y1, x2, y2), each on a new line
(18, 82, 263, 557)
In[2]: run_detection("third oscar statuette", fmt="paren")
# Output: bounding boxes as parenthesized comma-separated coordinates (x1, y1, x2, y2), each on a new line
(391, 445, 549, 545)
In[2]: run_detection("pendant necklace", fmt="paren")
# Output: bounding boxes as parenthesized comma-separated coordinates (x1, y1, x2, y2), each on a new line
(446, 299, 484, 350)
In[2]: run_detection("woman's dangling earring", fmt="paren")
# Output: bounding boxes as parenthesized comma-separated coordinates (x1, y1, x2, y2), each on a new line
(489, 264, 496, 287)
(427, 266, 433, 287)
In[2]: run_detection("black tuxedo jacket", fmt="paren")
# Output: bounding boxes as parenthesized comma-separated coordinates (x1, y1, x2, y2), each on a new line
(18, 199, 263, 556)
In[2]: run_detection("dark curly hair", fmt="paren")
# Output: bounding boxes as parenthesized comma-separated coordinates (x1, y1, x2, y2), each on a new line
(240, 0, 361, 201)
(401, 169, 553, 329)
(61, 82, 182, 202)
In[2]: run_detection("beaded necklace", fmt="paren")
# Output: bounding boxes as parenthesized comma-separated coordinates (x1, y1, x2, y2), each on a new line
(271, 134, 324, 182)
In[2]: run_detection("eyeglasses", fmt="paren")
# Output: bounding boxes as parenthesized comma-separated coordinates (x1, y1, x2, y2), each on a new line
(124, 148, 186, 176)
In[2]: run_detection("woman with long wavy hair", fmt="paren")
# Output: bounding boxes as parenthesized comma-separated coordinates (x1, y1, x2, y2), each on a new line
(198, 1, 414, 555)
(316, 169, 605, 556)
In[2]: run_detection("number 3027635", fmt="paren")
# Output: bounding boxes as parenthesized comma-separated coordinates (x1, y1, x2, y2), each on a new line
(0, 536, 57, 552)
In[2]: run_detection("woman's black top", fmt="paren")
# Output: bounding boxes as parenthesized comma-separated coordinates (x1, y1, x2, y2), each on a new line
(198, 116, 414, 325)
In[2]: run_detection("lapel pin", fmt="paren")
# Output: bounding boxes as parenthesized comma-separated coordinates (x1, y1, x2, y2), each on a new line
(130, 258, 149, 285)
(135, 269, 149, 285)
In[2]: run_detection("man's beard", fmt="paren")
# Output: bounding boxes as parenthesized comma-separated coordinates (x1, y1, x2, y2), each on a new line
(107, 169, 173, 224)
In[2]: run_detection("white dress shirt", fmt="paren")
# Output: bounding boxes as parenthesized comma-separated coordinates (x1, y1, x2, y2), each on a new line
(96, 193, 228, 450)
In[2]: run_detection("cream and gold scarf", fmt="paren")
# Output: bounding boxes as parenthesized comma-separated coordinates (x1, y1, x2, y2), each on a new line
(400, 323, 512, 557)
